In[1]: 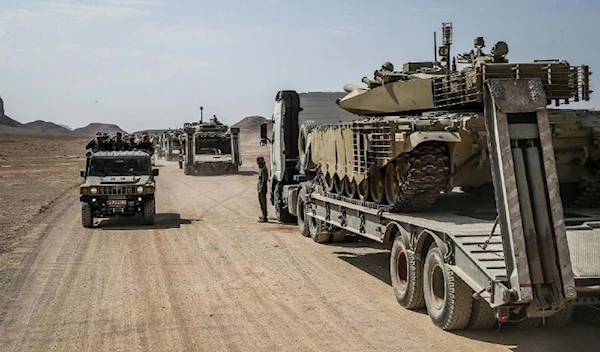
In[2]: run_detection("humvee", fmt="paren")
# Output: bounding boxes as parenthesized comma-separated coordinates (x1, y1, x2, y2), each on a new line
(79, 151, 159, 227)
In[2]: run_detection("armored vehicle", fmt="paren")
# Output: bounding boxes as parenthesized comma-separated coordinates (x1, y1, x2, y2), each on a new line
(79, 150, 160, 227)
(304, 23, 595, 211)
(182, 108, 241, 175)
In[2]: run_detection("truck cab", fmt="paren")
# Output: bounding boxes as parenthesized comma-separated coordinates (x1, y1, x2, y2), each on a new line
(79, 151, 159, 228)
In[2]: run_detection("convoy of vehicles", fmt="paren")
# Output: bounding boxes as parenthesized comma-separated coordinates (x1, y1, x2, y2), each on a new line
(75, 23, 600, 330)
(259, 24, 600, 330)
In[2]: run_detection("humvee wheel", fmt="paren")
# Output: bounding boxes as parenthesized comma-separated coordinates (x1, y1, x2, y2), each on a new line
(423, 244, 473, 330)
(369, 169, 386, 204)
(344, 178, 357, 199)
(143, 200, 155, 225)
(81, 203, 93, 228)
(358, 179, 371, 201)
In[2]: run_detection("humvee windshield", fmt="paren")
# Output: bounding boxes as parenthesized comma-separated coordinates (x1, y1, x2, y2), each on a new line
(89, 157, 151, 176)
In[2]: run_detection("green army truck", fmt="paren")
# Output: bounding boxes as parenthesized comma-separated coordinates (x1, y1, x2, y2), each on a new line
(79, 151, 159, 228)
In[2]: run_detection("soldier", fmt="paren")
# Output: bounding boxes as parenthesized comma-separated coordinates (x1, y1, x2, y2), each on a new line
(128, 135, 137, 150)
(85, 132, 102, 151)
(257, 156, 269, 223)
(111, 132, 129, 151)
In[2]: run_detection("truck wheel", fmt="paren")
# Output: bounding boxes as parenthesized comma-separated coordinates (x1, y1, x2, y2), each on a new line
(143, 200, 155, 225)
(275, 184, 296, 224)
(467, 298, 497, 329)
(81, 203, 93, 228)
(390, 236, 424, 309)
(423, 244, 473, 330)
(544, 304, 574, 327)
(308, 215, 330, 243)
(297, 186, 310, 237)
(183, 166, 190, 175)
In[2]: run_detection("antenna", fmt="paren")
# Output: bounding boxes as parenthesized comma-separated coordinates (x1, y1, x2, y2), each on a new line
(200, 106, 204, 123)
(433, 31, 437, 63)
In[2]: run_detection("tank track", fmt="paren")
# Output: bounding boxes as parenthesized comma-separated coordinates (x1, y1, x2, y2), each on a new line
(391, 143, 450, 212)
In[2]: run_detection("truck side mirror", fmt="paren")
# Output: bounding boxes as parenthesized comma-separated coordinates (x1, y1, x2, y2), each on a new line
(80, 170, 85, 178)
(260, 123, 268, 145)
(153, 169, 159, 176)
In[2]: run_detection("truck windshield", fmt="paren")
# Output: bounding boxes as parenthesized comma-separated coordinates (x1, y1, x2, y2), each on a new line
(89, 157, 150, 176)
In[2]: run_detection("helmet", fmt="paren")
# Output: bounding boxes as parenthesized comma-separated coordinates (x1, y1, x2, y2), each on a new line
(381, 61, 394, 71)
(257, 156, 264, 163)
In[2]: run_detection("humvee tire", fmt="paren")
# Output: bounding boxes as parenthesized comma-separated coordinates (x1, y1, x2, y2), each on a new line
(143, 200, 155, 225)
(81, 203, 93, 228)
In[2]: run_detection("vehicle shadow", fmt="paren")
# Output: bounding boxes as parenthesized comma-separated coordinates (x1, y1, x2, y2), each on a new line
(330, 236, 600, 349)
(237, 170, 258, 176)
(97, 213, 200, 230)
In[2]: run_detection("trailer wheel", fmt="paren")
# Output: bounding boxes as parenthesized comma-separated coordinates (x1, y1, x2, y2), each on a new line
(297, 186, 310, 237)
(390, 236, 424, 309)
(467, 298, 497, 329)
(308, 214, 330, 243)
(81, 203, 93, 228)
(423, 244, 473, 330)
(143, 200, 155, 225)
(544, 304, 574, 327)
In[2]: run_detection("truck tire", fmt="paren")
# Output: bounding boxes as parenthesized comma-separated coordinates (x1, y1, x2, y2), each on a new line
(390, 236, 424, 309)
(297, 186, 310, 237)
(308, 215, 330, 243)
(467, 298, 497, 329)
(275, 184, 296, 224)
(183, 166, 190, 175)
(143, 200, 155, 225)
(298, 121, 316, 171)
(81, 203, 93, 228)
(544, 304, 574, 327)
(423, 244, 473, 330)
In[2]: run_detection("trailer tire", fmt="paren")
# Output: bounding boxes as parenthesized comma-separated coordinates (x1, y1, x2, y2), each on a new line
(390, 236, 424, 309)
(143, 200, 155, 225)
(423, 244, 473, 330)
(308, 215, 330, 243)
(81, 203, 93, 228)
(297, 186, 310, 237)
(467, 298, 497, 329)
(544, 304, 574, 327)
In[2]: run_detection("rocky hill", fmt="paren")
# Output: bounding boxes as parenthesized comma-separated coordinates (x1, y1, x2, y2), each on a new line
(24, 120, 71, 134)
(232, 115, 268, 130)
(72, 123, 127, 136)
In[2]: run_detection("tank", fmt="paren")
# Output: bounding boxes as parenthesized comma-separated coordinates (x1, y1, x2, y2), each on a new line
(303, 23, 597, 212)
(182, 111, 242, 175)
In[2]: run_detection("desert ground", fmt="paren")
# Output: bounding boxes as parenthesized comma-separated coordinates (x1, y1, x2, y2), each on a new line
(0, 133, 599, 351)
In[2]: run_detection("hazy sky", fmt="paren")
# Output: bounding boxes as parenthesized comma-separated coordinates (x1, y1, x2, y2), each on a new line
(0, 0, 598, 132)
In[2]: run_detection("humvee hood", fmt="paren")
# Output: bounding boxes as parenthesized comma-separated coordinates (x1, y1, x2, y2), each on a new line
(85, 175, 152, 185)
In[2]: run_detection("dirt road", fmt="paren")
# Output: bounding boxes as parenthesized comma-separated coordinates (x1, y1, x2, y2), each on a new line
(1, 161, 599, 352)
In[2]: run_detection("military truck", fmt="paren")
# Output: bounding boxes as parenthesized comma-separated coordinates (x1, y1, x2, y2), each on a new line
(159, 130, 184, 161)
(182, 108, 242, 175)
(260, 24, 600, 330)
(79, 150, 159, 227)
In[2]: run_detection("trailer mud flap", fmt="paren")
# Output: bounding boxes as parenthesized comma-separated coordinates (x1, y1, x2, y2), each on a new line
(483, 78, 575, 315)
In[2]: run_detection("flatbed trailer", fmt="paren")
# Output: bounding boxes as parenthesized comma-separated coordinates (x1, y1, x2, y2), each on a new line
(263, 79, 600, 330)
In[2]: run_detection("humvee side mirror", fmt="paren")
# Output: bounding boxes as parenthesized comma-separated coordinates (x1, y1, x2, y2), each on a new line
(260, 123, 270, 145)
(80, 170, 85, 178)
(153, 168, 159, 176)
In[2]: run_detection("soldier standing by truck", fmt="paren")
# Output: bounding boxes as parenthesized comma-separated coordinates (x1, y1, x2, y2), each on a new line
(257, 156, 268, 223)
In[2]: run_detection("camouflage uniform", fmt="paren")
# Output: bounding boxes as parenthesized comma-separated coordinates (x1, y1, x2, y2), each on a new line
(111, 133, 130, 151)
(257, 156, 268, 222)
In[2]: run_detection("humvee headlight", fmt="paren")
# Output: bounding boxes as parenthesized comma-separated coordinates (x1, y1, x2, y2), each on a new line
(90, 187, 98, 195)
(136, 186, 144, 194)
